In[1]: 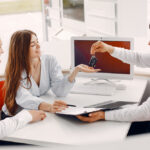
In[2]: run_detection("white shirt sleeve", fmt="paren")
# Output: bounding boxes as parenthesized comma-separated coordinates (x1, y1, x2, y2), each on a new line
(0, 110, 32, 139)
(105, 47, 150, 122)
(16, 86, 44, 110)
(49, 56, 75, 97)
(111, 47, 150, 67)
(105, 97, 150, 122)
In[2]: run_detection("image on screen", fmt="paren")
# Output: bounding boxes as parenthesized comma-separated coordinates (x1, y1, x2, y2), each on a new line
(74, 40, 131, 74)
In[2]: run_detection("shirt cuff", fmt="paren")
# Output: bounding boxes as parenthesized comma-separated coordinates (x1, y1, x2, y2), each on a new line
(31, 98, 44, 110)
(105, 111, 114, 121)
(110, 47, 122, 58)
(58, 76, 75, 97)
(14, 109, 32, 127)
(65, 75, 75, 87)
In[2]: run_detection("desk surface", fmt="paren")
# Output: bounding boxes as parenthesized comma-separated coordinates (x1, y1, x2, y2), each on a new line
(3, 78, 147, 146)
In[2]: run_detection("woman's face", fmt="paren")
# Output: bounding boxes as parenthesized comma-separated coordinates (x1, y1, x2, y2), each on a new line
(29, 34, 41, 59)
(0, 39, 4, 62)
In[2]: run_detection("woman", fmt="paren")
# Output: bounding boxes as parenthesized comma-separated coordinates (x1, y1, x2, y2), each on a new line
(77, 41, 150, 123)
(0, 37, 46, 139)
(2, 30, 99, 117)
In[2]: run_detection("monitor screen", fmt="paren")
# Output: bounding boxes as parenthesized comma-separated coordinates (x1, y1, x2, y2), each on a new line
(71, 37, 134, 79)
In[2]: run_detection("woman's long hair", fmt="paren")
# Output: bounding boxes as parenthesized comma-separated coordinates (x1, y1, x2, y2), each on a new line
(4, 30, 36, 115)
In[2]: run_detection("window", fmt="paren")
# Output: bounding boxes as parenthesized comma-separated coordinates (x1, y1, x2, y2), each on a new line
(63, 0, 84, 22)
(0, 0, 43, 75)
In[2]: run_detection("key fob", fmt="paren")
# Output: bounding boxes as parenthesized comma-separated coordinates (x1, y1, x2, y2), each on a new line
(89, 56, 97, 68)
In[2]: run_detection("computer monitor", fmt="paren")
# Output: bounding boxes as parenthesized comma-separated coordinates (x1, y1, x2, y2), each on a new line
(71, 36, 134, 80)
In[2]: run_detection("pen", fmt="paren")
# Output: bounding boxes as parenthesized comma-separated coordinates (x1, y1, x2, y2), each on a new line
(67, 104, 76, 107)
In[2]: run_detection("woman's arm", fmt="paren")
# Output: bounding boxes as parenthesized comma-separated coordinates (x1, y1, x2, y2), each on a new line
(49, 56, 75, 97)
(49, 56, 100, 97)
(2, 86, 66, 114)
(15, 86, 45, 111)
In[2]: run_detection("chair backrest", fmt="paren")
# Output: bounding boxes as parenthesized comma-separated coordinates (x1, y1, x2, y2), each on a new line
(0, 81, 5, 110)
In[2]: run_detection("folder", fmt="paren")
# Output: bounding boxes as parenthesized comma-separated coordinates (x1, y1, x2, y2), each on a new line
(56, 100, 137, 116)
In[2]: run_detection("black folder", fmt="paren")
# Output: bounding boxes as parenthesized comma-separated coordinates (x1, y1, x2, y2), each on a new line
(56, 100, 137, 116)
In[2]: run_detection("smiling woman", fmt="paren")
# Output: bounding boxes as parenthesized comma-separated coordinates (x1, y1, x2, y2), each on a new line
(1, 29, 99, 117)
(0, 0, 41, 15)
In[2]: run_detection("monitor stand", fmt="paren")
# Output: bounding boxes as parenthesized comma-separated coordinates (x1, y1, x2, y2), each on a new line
(83, 78, 126, 90)
(71, 77, 118, 95)
(83, 78, 120, 86)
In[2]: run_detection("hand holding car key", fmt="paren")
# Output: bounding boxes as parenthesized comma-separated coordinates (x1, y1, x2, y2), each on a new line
(89, 40, 101, 68)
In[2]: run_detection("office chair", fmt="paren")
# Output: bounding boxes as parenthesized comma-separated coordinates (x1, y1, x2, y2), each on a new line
(0, 81, 5, 110)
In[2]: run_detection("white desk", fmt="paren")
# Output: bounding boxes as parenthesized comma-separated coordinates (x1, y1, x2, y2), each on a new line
(3, 78, 147, 146)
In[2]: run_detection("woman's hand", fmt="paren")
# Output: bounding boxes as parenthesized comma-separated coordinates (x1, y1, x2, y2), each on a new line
(68, 64, 101, 83)
(29, 110, 47, 123)
(50, 100, 68, 113)
(90, 41, 114, 55)
(76, 64, 101, 73)
(38, 101, 67, 113)
(76, 111, 105, 123)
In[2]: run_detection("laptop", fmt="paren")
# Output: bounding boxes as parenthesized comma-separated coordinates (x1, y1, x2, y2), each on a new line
(56, 100, 137, 116)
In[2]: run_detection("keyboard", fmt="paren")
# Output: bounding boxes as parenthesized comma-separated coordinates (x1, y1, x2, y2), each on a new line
(71, 83, 116, 96)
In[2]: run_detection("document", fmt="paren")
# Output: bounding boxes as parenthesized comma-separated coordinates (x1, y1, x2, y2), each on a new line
(56, 106, 102, 116)
(56, 100, 137, 116)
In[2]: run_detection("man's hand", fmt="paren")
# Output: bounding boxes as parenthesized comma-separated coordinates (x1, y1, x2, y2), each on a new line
(91, 41, 114, 55)
(76, 111, 105, 123)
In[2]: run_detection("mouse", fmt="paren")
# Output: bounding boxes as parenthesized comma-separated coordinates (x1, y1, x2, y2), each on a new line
(116, 84, 126, 90)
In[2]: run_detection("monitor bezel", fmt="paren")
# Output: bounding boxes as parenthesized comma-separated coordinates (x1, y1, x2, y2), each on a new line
(71, 36, 134, 80)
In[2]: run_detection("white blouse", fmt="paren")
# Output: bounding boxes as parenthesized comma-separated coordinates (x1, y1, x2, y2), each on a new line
(105, 47, 150, 122)
(0, 110, 32, 139)
(2, 55, 74, 115)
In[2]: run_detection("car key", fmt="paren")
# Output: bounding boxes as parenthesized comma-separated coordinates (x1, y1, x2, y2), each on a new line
(89, 56, 97, 68)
